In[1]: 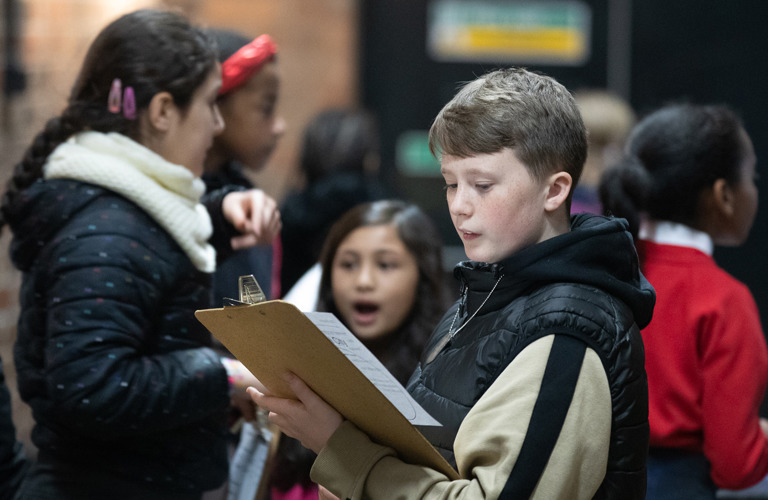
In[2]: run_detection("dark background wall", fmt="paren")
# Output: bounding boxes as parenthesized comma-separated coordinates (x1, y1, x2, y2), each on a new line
(360, 0, 768, 410)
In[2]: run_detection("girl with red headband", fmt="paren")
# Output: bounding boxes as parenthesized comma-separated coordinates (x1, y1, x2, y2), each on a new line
(204, 28, 286, 305)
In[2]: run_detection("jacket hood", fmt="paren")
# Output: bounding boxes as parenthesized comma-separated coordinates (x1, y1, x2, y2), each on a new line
(6, 179, 106, 271)
(454, 213, 656, 328)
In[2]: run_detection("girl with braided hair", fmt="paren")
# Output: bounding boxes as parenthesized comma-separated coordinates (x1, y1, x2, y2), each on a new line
(2, 9, 277, 499)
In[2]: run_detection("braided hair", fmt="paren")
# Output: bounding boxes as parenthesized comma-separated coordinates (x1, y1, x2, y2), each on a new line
(0, 8, 217, 232)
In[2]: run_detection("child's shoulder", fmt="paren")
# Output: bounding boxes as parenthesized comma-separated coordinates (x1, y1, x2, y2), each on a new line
(526, 281, 616, 312)
(517, 281, 631, 333)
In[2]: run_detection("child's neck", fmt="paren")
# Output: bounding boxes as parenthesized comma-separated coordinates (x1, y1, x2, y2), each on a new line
(203, 144, 229, 173)
(542, 209, 572, 241)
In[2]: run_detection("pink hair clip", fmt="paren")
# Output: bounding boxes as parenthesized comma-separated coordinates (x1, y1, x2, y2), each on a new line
(108, 78, 122, 114)
(122, 86, 136, 120)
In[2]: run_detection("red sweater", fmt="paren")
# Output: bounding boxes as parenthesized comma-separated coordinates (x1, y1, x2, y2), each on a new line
(639, 240, 768, 489)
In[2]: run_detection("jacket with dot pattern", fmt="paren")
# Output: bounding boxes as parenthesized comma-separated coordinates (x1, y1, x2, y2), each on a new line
(7, 178, 238, 495)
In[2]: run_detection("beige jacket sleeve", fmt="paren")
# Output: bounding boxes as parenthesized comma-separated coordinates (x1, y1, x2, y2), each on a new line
(311, 335, 612, 499)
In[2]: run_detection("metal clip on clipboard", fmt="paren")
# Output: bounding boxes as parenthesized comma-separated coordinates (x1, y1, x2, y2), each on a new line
(221, 275, 278, 500)
(223, 275, 267, 307)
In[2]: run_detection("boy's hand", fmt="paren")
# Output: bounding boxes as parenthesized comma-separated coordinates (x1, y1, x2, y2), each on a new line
(222, 189, 281, 249)
(247, 372, 343, 454)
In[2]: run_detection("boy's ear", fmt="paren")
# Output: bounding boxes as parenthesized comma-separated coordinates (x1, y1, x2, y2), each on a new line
(145, 91, 177, 132)
(543, 172, 573, 212)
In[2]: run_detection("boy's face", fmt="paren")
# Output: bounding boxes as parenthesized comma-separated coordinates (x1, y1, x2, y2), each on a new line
(441, 149, 554, 263)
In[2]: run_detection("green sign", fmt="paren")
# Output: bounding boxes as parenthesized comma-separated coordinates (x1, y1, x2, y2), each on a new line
(396, 130, 442, 177)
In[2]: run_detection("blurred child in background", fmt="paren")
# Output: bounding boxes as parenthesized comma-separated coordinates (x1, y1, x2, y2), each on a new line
(279, 108, 389, 299)
(204, 28, 286, 301)
(572, 89, 635, 215)
(271, 199, 446, 499)
(600, 103, 767, 499)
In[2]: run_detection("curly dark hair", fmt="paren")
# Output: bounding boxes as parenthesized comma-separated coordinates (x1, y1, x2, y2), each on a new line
(599, 103, 747, 238)
(0, 8, 217, 232)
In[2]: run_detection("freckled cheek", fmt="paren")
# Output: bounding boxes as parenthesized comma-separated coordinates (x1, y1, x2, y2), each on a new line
(483, 197, 518, 227)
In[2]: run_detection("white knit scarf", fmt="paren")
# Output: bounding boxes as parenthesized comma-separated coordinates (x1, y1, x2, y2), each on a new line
(44, 131, 216, 272)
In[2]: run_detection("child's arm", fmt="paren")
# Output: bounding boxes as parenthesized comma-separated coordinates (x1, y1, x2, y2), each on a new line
(249, 335, 612, 499)
(699, 282, 768, 489)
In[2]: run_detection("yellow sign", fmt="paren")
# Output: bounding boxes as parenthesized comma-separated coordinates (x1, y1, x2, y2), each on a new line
(428, 0, 591, 65)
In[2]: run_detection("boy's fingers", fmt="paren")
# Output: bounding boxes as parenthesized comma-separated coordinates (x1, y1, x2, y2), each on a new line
(284, 372, 310, 398)
(246, 386, 264, 406)
(284, 372, 327, 411)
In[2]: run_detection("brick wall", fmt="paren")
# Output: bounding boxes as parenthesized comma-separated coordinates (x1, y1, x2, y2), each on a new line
(0, 0, 357, 456)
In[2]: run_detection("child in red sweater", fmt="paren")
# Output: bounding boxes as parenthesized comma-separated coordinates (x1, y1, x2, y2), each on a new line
(600, 103, 767, 499)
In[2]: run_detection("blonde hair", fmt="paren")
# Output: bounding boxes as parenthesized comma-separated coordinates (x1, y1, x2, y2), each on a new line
(429, 67, 587, 188)
(575, 89, 636, 147)
(574, 89, 636, 186)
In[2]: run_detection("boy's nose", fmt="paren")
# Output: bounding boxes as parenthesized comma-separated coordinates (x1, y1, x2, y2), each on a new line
(449, 187, 472, 217)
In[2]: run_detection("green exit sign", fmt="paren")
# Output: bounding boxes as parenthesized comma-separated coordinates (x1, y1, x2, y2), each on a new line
(396, 130, 442, 177)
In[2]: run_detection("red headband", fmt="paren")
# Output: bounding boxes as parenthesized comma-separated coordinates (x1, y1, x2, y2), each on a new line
(219, 34, 277, 96)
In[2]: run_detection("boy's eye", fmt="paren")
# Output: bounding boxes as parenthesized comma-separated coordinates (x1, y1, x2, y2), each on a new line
(443, 184, 457, 191)
(476, 184, 491, 191)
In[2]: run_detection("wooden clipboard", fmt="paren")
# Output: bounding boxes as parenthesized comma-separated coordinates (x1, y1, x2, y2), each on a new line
(195, 300, 459, 480)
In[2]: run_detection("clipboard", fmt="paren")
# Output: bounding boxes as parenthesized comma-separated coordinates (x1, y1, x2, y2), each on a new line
(220, 276, 281, 500)
(196, 284, 459, 480)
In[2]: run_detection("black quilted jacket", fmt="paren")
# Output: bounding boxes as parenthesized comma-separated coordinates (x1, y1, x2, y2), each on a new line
(6, 178, 240, 496)
(407, 214, 656, 499)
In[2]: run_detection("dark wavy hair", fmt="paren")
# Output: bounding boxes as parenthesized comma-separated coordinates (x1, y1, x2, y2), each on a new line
(599, 103, 747, 238)
(272, 199, 446, 492)
(0, 8, 217, 232)
(317, 199, 446, 384)
(299, 108, 380, 185)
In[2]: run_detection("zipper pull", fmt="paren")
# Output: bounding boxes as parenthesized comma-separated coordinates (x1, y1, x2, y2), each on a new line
(458, 283, 467, 316)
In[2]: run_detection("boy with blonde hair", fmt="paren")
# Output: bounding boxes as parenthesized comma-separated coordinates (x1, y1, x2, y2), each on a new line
(250, 67, 655, 499)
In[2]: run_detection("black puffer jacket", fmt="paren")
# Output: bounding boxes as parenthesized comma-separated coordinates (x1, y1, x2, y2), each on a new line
(407, 214, 655, 499)
(6, 179, 239, 496)
(0, 356, 27, 500)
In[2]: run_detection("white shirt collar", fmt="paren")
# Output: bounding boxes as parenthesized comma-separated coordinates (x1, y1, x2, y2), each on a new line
(638, 220, 713, 256)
